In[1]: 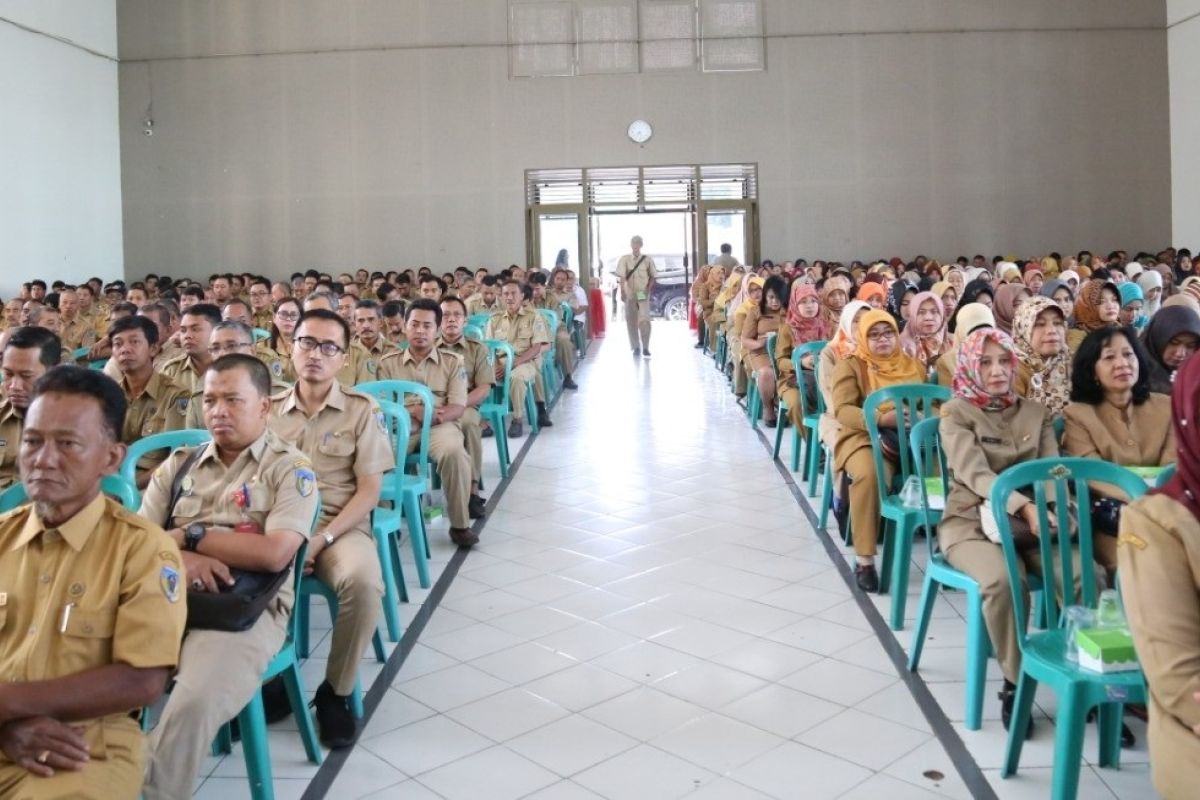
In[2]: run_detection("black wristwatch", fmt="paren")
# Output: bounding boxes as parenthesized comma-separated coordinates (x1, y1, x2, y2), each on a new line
(184, 522, 207, 552)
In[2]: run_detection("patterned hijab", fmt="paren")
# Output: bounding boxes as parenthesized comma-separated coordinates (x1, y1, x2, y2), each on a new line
(1011, 296, 1070, 415)
(820, 275, 852, 329)
(786, 283, 828, 343)
(1072, 279, 1118, 332)
(899, 292, 946, 367)
(954, 328, 1019, 411)
(830, 300, 871, 360)
(853, 310, 928, 394)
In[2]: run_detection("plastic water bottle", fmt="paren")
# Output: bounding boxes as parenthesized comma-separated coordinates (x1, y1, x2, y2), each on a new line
(1096, 589, 1126, 628)
(900, 475, 923, 508)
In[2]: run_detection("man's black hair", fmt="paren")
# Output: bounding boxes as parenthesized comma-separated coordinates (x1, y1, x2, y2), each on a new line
(296, 308, 351, 348)
(208, 353, 271, 397)
(4, 326, 62, 367)
(184, 303, 222, 327)
(110, 314, 160, 346)
(405, 298, 443, 325)
(31, 366, 127, 442)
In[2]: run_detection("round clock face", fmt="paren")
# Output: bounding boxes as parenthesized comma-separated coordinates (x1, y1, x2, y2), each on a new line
(627, 119, 653, 144)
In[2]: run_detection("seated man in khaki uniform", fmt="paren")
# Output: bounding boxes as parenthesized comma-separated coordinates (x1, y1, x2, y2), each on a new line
(464, 275, 501, 316)
(533, 271, 579, 390)
(302, 291, 372, 386)
(56, 288, 94, 352)
(439, 296, 493, 517)
(0, 366, 186, 800)
(353, 299, 396, 382)
(159, 303, 220, 394)
(484, 280, 551, 438)
(0, 327, 61, 490)
(248, 278, 275, 331)
(140, 355, 318, 799)
(378, 299, 477, 546)
(268, 310, 393, 747)
(108, 315, 191, 488)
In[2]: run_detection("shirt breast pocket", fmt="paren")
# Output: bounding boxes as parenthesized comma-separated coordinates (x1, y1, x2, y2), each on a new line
(64, 607, 116, 640)
(317, 435, 356, 460)
(173, 495, 203, 522)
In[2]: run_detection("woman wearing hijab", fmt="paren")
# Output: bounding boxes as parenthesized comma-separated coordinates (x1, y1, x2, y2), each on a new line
(900, 291, 947, 373)
(700, 265, 729, 351)
(1137, 270, 1164, 317)
(856, 281, 887, 310)
(742, 276, 787, 426)
(776, 282, 829, 431)
(947, 279, 995, 335)
(1022, 268, 1045, 295)
(818, 300, 871, 456)
(937, 303, 996, 387)
(819, 275, 851, 332)
(692, 265, 714, 349)
(1011, 296, 1071, 416)
(1117, 282, 1147, 330)
(1153, 263, 1176, 298)
(1059, 269, 1081, 295)
(945, 267, 966, 297)
(1118, 353, 1200, 799)
(1040, 278, 1075, 322)
(887, 280, 918, 329)
(1067, 279, 1121, 354)
(727, 275, 763, 396)
(992, 283, 1031, 336)
(938, 328, 1066, 733)
(1140, 304, 1200, 394)
(830, 310, 927, 591)
(931, 280, 958, 323)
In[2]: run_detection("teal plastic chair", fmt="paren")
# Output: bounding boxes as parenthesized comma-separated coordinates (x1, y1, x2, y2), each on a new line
(353, 381, 434, 589)
(480, 340, 515, 478)
(211, 539, 323, 799)
(468, 312, 494, 331)
(773, 340, 827, 493)
(0, 474, 140, 513)
(252, 328, 272, 342)
(535, 308, 561, 400)
(463, 324, 485, 342)
(863, 383, 952, 630)
(989, 458, 1148, 800)
(367, 398, 410, 635)
(71, 346, 91, 362)
(118, 429, 213, 489)
(905, 417, 992, 730)
(715, 331, 727, 369)
(296, 576, 387, 716)
(563, 301, 585, 357)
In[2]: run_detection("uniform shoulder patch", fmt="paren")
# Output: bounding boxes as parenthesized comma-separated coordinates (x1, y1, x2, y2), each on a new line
(295, 466, 316, 498)
(160, 564, 181, 603)
(175, 397, 190, 415)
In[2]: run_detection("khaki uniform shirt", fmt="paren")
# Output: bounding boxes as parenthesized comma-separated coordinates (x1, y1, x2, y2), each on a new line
(253, 309, 274, 331)
(0, 494, 186, 759)
(0, 400, 23, 491)
(269, 382, 394, 534)
(485, 307, 546, 357)
(1117, 494, 1200, 800)
(356, 337, 397, 383)
(377, 347, 468, 409)
(937, 397, 1058, 551)
(159, 353, 208, 395)
(59, 316, 95, 351)
(140, 430, 318, 611)
(257, 340, 296, 384)
(616, 253, 657, 300)
(464, 295, 500, 316)
(121, 371, 192, 470)
(1062, 395, 1176, 501)
(438, 336, 494, 395)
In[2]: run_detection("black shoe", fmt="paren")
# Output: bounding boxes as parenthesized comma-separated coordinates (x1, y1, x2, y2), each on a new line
(509, 420, 524, 438)
(999, 680, 1034, 739)
(694, 342, 704, 349)
(537, 412, 553, 428)
(468, 495, 487, 519)
(312, 681, 357, 749)
(854, 564, 879, 593)
(482, 426, 494, 438)
(563, 376, 579, 390)
(450, 527, 480, 547)
(1121, 722, 1136, 748)
(642, 350, 651, 357)
(632, 347, 641, 356)
(765, 418, 777, 429)
(260, 676, 294, 724)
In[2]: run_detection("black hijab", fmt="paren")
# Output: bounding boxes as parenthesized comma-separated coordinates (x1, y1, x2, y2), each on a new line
(947, 278, 995, 334)
(1141, 306, 1200, 394)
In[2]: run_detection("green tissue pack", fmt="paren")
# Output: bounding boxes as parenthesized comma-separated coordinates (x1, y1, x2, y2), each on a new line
(1075, 627, 1139, 674)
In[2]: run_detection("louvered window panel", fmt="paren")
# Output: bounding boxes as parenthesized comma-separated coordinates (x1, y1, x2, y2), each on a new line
(642, 166, 696, 203)
(699, 0, 763, 72)
(586, 168, 641, 204)
(510, 1, 577, 77)
(639, 0, 697, 72)
(579, 0, 638, 74)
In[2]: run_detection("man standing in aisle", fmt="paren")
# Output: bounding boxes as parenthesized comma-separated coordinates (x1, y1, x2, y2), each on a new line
(616, 235, 656, 356)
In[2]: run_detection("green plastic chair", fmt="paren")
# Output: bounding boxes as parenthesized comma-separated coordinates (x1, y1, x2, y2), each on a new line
(773, 340, 827, 492)
(989, 458, 1148, 800)
(905, 417, 992, 730)
(563, 301, 585, 357)
(353, 381, 434, 589)
(535, 308, 561, 400)
(468, 312, 494, 331)
(211, 538, 323, 799)
(463, 324, 485, 342)
(0, 474, 141, 513)
(118, 429, 213, 490)
(863, 383, 952, 630)
(715, 331, 727, 369)
(481, 340, 516, 478)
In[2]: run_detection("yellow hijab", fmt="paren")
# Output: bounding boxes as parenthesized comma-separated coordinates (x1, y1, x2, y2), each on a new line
(737, 277, 766, 316)
(715, 273, 742, 307)
(853, 309, 927, 394)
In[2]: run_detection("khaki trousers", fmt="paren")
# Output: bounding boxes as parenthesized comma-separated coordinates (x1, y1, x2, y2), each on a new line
(625, 297, 651, 350)
(144, 606, 288, 800)
(943, 537, 1086, 683)
(509, 362, 538, 421)
(556, 327, 576, 377)
(0, 719, 144, 799)
(313, 529, 384, 696)
(845, 446, 895, 558)
(410, 424, 471, 529)
(459, 407, 484, 484)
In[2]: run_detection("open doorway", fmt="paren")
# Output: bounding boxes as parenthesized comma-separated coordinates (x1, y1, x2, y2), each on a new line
(592, 210, 694, 321)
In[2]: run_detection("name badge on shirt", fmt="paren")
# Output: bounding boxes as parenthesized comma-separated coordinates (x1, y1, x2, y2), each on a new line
(981, 436, 1002, 445)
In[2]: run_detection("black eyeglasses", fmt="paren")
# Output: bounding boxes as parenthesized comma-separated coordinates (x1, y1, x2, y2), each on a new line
(295, 336, 345, 357)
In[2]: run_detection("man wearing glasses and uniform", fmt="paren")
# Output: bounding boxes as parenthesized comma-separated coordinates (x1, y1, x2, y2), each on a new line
(267, 309, 393, 747)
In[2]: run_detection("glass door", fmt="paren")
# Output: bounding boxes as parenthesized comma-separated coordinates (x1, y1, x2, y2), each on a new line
(700, 205, 751, 269)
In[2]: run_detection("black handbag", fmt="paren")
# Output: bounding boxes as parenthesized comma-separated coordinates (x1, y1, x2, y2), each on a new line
(165, 448, 291, 632)
(1090, 497, 1125, 538)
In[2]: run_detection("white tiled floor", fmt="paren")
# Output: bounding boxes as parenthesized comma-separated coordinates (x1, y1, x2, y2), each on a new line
(212, 321, 1160, 799)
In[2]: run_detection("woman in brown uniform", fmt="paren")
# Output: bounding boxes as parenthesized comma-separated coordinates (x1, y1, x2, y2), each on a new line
(1067, 279, 1120, 354)
(818, 301, 870, 453)
(1062, 326, 1174, 572)
(938, 328, 1065, 732)
(936, 303, 995, 388)
(776, 281, 829, 430)
(727, 275, 762, 397)
(831, 309, 925, 591)
(1011, 296, 1071, 417)
(1118, 353, 1200, 799)
(256, 297, 301, 384)
(742, 276, 787, 427)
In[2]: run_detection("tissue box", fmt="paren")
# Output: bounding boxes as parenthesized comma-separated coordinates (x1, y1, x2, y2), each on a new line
(923, 478, 945, 511)
(1076, 628, 1139, 674)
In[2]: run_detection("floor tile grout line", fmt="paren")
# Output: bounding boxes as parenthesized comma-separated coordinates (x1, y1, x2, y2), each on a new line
(300, 355, 578, 800)
(744, 416, 1001, 800)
